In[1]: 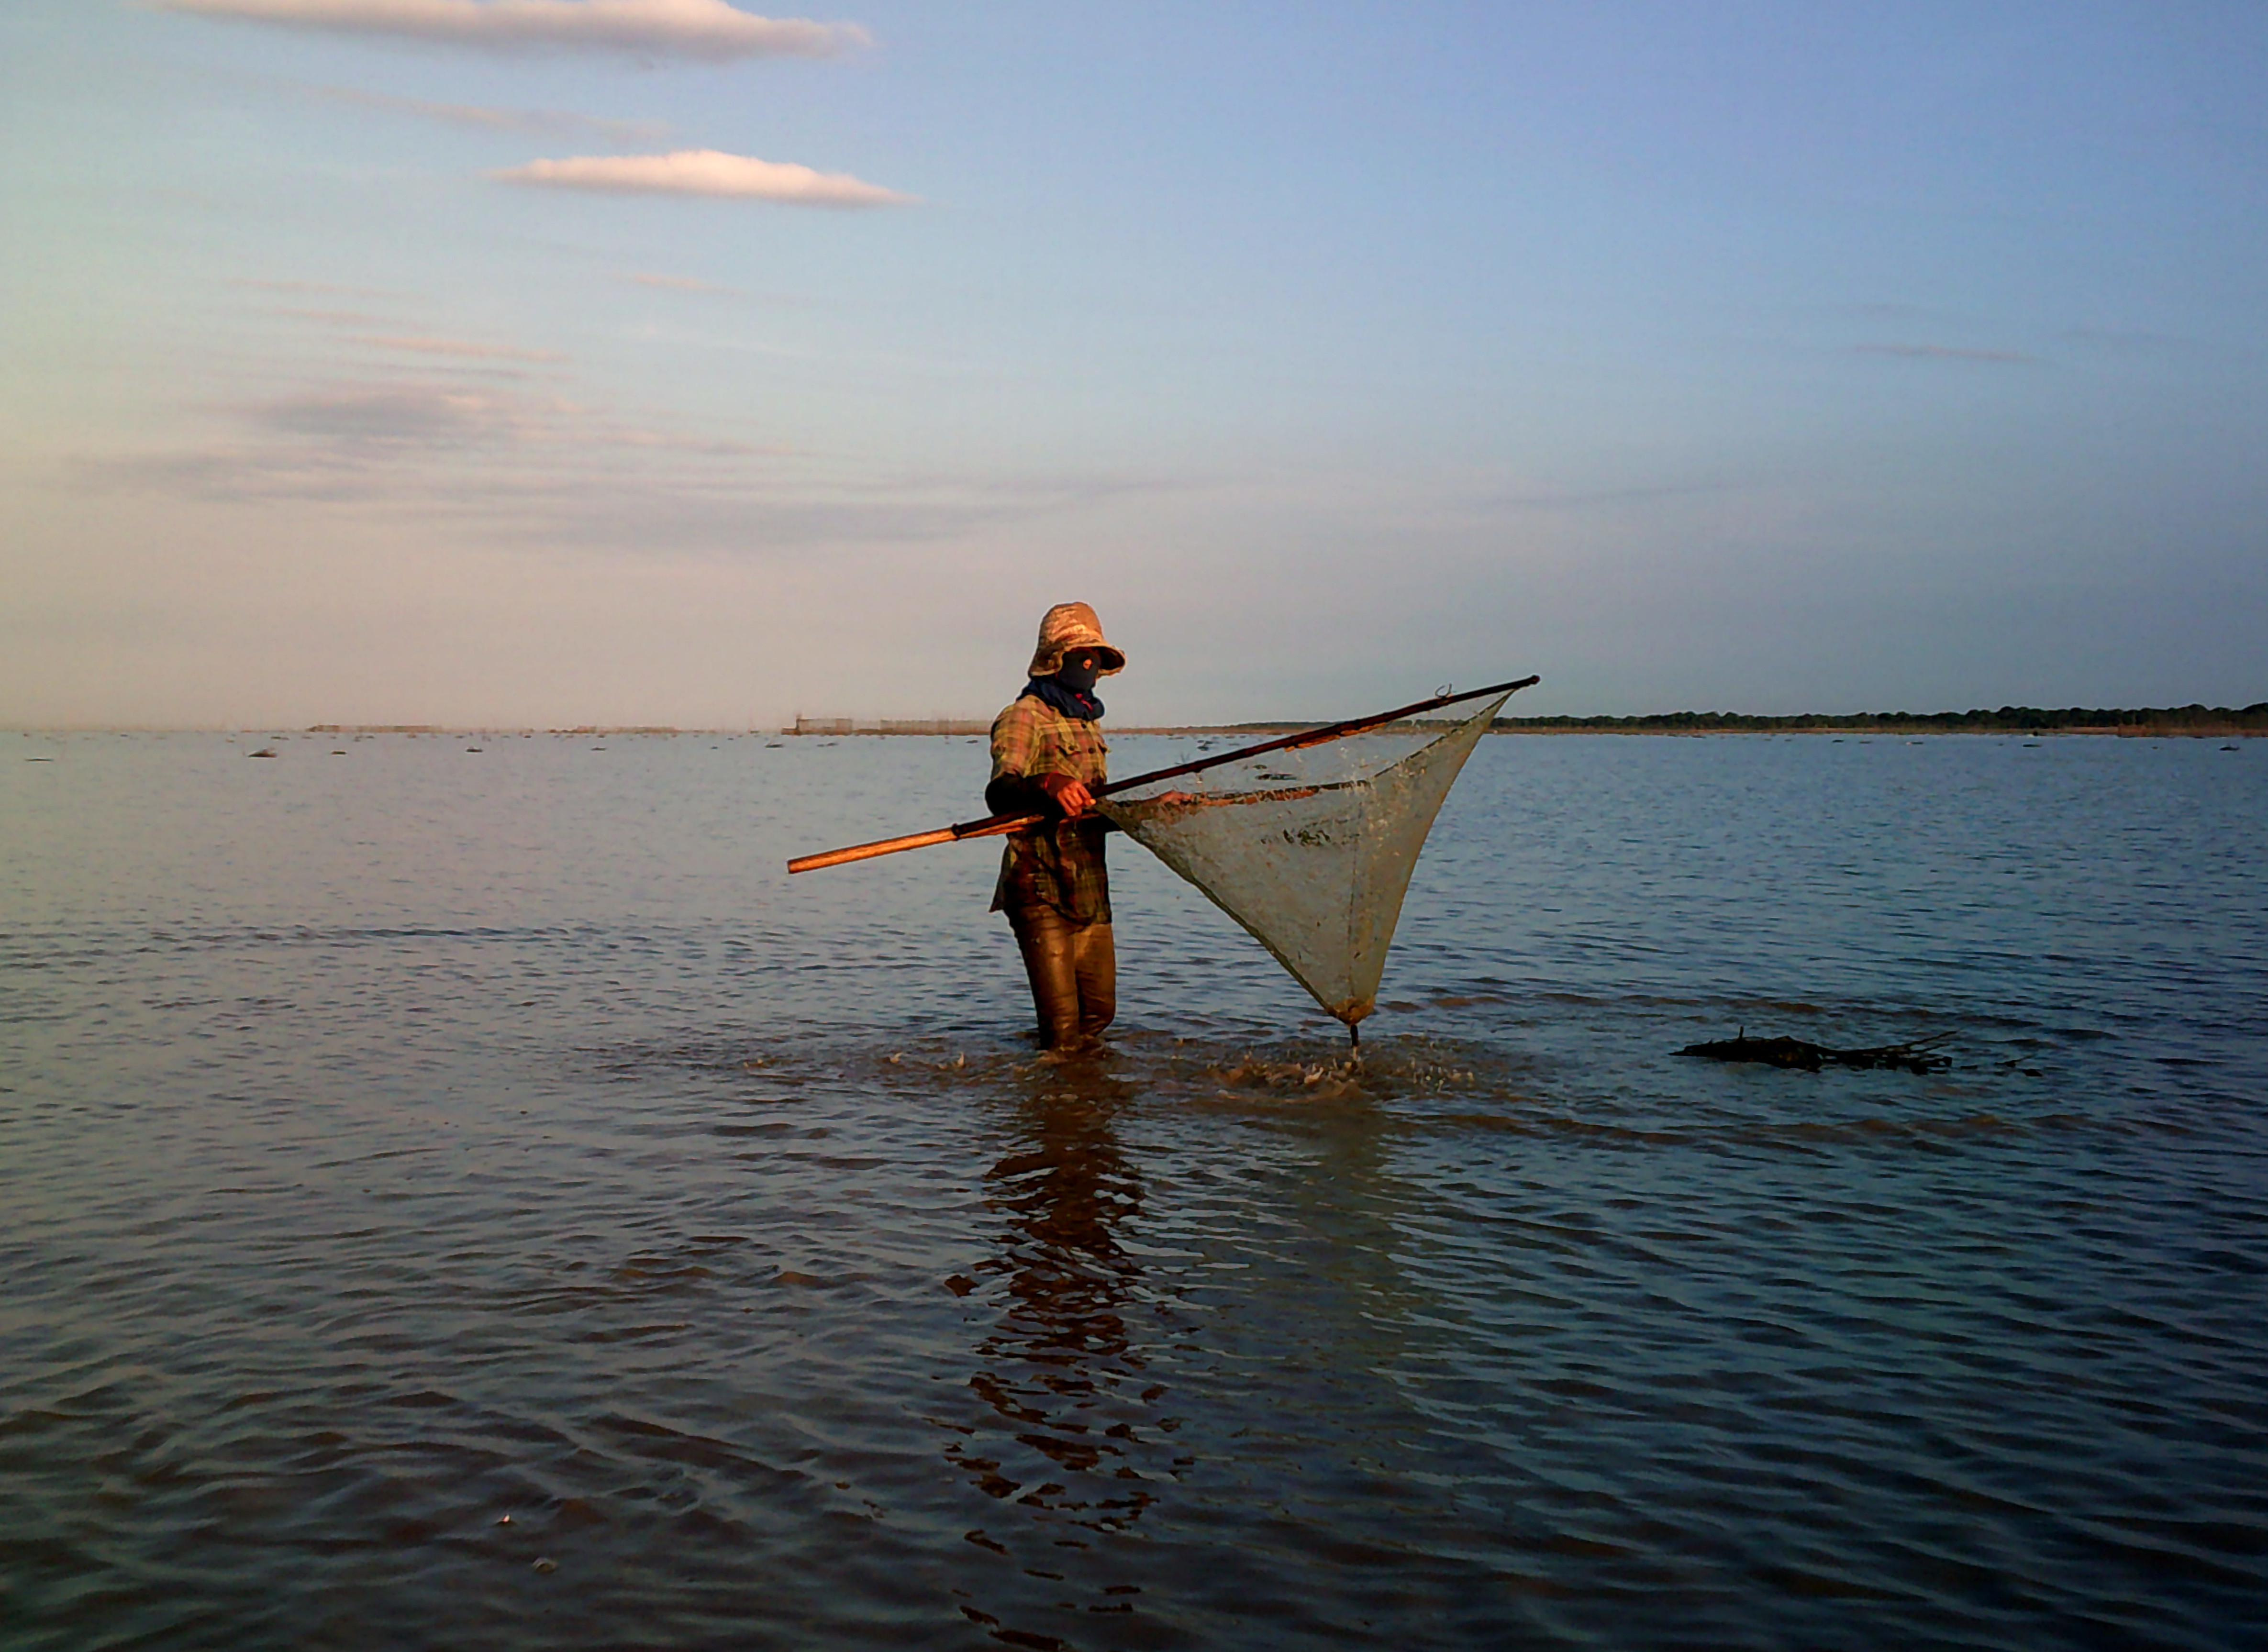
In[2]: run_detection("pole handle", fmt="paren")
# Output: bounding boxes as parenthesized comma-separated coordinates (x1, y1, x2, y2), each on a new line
(785, 673, 1538, 873)
(785, 814, 1045, 875)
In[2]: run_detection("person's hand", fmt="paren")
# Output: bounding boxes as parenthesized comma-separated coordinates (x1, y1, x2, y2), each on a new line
(1035, 773, 1094, 816)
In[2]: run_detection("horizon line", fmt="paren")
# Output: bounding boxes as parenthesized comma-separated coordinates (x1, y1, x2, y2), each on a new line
(8, 701, 2265, 739)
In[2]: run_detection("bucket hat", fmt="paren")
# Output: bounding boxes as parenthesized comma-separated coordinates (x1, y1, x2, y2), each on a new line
(1027, 601, 1125, 678)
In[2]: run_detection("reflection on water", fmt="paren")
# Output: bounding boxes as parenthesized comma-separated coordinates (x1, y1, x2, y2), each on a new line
(966, 1071, 1155, 1511)
(2, 732, 2265, 1650)
(950, 1064, 1166, 1642)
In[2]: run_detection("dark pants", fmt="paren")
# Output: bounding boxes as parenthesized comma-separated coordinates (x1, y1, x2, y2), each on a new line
(1008, 907, 1116, 1050)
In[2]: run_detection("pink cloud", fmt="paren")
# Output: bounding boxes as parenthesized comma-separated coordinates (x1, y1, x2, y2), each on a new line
(493, 149, 911, 206)
(158, 0, 870, 61)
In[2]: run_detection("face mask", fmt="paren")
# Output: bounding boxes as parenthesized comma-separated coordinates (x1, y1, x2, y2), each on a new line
(1056, 657, 1101, 693)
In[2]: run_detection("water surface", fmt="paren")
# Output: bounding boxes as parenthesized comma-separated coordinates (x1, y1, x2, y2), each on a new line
(4, 731, 2264, 1649)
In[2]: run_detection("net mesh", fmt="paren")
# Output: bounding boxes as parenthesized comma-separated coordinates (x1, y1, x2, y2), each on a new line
(1100, 694, 1506, 1026)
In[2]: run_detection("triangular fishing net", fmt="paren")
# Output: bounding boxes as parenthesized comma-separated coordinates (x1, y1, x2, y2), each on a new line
(1100, 694, 1506, 1028)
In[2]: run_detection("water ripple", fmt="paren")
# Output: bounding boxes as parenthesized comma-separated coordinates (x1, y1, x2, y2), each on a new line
(2, 733, 2262, 1648)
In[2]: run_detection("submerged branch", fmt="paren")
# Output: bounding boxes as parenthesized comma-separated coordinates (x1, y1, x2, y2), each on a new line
(1677, 1030, 1953, 1074)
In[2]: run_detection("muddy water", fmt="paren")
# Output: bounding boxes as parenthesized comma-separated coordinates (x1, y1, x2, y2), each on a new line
(3, 730, 2264, 1649)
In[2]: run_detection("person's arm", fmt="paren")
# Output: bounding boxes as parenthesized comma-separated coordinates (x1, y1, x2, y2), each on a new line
(986, 702, 1068, 816)
(987, 702, 1095, 817)
(985, 770, 1049, 815)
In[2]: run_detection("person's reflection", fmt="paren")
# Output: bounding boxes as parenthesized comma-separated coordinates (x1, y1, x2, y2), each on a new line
(948, 1063, 1170, 1550)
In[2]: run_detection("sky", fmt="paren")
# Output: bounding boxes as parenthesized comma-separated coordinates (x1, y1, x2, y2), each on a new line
(3, 0, 2264, 728)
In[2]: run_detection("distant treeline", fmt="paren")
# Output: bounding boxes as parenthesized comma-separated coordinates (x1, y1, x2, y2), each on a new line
(1487, 704, 2268, 734)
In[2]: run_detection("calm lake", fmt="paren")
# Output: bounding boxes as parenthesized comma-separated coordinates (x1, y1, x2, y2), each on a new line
(3, 730, 2264, 1651)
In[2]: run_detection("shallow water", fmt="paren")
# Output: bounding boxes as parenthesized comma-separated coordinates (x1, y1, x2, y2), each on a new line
(3, 730, 2264, 1650)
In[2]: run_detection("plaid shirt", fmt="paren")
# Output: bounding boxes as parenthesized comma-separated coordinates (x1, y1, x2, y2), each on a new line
(989, 695, 1111, 922)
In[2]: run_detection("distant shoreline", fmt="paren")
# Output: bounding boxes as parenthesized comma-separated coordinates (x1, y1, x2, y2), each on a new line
(1489, 705, 2268, 737)
(775, 704, 2268, 738)
(11, 704, 2262, 738)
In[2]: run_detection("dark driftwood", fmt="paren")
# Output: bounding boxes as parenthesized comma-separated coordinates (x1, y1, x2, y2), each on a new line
(1677, 1031, 1951, 1074)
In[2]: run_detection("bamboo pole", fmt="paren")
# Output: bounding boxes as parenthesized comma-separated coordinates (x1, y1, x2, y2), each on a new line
(786, 675, 1538, 875)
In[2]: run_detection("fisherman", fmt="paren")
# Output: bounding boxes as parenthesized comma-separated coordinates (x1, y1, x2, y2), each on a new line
(987, 602, 1124, 1051)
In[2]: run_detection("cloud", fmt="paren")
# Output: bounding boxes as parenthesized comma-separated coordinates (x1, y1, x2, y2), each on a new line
(1855, 344, 2037, 365)
(311, 84, 667, 145)
(233, 277, 364, 294)
(1478, 477, 1755, 513)
(156, 0, 870, 59)
(78, 373, 1139, 554)
(355, 333, 568, 361)
(236, 375, 760, 465)
(265, 306, 400, 325)
(256, 382, 544, 446)
(232, 277, 407, 303)
(2059, 325, 2211, 355)
(492, 149, 911, 205)
(620, 271, 816, 305)
(625, 271, 734, 293)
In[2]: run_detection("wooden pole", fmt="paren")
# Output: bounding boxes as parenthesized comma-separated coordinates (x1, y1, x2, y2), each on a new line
(786, 675, 1538, 875)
